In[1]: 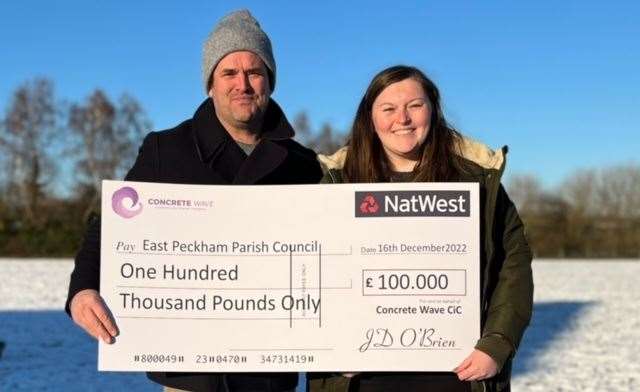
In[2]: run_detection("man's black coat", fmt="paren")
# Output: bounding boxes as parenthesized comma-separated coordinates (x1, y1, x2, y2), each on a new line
(66, 98, 323, 392)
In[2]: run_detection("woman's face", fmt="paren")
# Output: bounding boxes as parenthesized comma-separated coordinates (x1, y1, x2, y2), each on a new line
(371, 78, 431, 168)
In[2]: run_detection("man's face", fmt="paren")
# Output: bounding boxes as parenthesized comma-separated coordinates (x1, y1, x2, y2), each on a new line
(208, 51, 271, 131)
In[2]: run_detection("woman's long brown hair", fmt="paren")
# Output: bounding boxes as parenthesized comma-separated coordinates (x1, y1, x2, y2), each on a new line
(343, 65, 465, 182)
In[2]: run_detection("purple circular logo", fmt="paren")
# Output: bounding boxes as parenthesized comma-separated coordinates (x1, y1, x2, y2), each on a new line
(112, 186, 143, 218)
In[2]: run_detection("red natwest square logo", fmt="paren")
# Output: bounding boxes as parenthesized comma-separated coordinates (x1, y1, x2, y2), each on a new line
(359, 195, 379, 214)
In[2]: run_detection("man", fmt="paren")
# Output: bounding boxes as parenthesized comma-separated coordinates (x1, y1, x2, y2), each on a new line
(65, 10, 322, 392)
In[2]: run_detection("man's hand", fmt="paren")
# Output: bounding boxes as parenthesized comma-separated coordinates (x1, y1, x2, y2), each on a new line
(70, 289, 119, 344)
(453, 349, 498, 381)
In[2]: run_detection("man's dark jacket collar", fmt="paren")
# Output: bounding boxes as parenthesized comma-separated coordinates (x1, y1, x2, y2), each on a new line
(192, 98, 294, 163)
(191, 98, 296, 185)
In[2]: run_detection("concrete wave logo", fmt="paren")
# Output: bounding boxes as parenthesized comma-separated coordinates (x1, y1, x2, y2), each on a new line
(359, 195, 379, 214)
(112, 186, 143, 218)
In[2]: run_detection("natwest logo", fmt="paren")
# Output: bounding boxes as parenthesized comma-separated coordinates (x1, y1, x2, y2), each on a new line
(355, 191, 470, 217)
(112, 186, 143, 219)
(359, 195, 380, 214)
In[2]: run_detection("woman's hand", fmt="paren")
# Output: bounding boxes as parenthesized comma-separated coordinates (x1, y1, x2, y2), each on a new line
(453, 349, 498, 381)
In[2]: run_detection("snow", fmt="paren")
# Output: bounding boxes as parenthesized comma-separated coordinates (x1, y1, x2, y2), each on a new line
(1, 259, 639, 391)
(512, 260, 640, 391)
(0, 259, 156, 391)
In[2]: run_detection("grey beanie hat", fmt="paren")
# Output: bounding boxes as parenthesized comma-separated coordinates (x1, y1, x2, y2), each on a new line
(202, 9, 276, 93)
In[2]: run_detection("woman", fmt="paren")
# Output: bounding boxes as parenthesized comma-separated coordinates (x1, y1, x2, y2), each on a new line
(309, 66, 533, 392)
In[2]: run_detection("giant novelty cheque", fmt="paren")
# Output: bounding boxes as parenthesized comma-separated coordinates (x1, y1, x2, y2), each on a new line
(99, 180, 480, 372)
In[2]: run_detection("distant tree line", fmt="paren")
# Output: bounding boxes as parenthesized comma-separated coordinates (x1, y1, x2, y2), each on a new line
(0, 78, 637, 258)
(291, 111, 346, 155)
(507, 167, 640, 258)
(0, 78, 148, 256)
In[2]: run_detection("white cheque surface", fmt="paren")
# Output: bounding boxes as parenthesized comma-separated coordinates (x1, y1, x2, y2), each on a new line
(99, 180, 480, 372)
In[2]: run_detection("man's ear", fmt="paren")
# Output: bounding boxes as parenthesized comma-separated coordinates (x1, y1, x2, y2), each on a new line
(207, 74, 214, 98)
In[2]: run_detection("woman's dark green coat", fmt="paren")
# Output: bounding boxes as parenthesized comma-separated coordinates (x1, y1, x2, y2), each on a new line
(310, 140, 533, 392)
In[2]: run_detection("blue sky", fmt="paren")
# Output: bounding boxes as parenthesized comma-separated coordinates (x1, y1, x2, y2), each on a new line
(1, 0, 638, 187)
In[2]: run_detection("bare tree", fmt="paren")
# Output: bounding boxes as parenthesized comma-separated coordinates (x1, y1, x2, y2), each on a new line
(69, 90, 149, 219)
(291, 111, 346, 154)
(0, 78, 57, 226)
(310, 122, 346, 155)
(292, 111, 311, 145)
(561, 169, 598, 216)
(507, 174, 543, 214)
(593, 164, 640, 256)
(596, 164, 640, 218)
(557, 165, 640, 257)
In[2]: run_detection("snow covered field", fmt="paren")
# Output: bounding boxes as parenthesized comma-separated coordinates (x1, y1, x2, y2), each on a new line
(1, 259, 638, 391)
